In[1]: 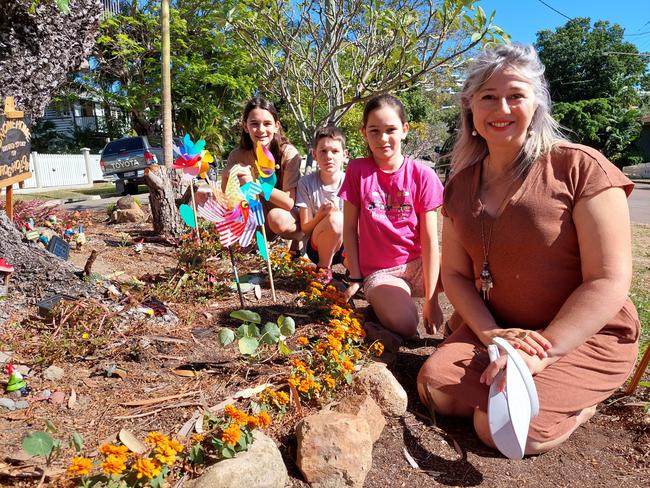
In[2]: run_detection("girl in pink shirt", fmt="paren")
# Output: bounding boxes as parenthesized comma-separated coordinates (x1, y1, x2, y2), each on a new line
(339, 95, 444, 341)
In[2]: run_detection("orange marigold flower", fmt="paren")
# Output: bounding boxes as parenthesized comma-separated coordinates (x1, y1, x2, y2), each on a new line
(331, 327, 345, 341)
(67, 457, 93, 477)
(224, 405, 248, 424)
(342, 358, 355, 373)
(134, 458, 161, 480)
(145, 431, 168, 447)
(247, 415, 259, 428)
(371, 342, 385, 357)
(101, 454, 127, 476)
(155, 447, 177, 466)
(323, 375, 336, 389)
(297, 336, 309, 346)
(98, 443, 130, 457)
(288, 375, 300, 387)
(314, 342, 327, 354)
(221, 423, 241, 446)
(327, 335, 342, 352)
(298, 379, 312, 393)
(168, 438, 184, 453)
(257, 411, 271, 429)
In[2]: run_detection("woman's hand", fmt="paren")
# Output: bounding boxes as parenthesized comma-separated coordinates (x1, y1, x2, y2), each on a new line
(423, 297, 443, 335)
(483, 328, 551, 359)
(480, 348, 544, 392)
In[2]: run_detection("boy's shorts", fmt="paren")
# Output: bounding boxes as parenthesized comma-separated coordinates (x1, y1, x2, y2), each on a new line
(306, 237, 344, 266)
(363, 257, 424, 297)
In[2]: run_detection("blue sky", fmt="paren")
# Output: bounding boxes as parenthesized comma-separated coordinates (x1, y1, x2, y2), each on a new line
(479, 0, 650, 53)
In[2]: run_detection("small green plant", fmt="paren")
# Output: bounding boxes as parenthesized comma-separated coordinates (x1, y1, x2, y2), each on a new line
(217, 310, 295, 356)
(105, 203, 116, 217)
(22, 420, 83, 467)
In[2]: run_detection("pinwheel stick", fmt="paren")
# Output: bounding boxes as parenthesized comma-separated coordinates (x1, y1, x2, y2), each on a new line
(189, 182, 201, 243)
(260, 223, 276, 302)
(229, 247, 245, 308)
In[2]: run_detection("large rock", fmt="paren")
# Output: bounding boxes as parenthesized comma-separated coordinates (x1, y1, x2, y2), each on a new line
(334, 394, 385, 443)
(113, 207, 146, 224)
(187, 431, 287, 488)
(296, 411, 373, 488)
(353, 362, 408, 417)
(116, 195, 137, 210)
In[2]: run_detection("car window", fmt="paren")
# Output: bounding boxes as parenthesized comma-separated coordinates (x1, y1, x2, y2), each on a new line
(103, 138, 144, 155)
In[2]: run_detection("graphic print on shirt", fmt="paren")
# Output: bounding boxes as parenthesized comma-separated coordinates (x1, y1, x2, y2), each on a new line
(367, 187, 413, 222)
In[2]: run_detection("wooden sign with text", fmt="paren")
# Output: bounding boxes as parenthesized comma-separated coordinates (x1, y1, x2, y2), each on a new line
(1, 97, 32, 220)
(0, 97, 31, 187)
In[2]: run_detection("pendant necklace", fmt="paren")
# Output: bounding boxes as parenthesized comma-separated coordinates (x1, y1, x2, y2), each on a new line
(479, 157, 519, 301)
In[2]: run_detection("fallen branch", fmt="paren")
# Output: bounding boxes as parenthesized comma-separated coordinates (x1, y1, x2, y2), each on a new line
(120, 390, 200, 408)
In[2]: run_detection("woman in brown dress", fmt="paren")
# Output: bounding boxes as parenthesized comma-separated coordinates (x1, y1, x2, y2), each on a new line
(417, 44, 640, 454)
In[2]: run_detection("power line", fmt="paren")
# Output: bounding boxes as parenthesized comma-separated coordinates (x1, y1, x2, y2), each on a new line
(535, 0, 572, 21)
(624, 31, 650, 37)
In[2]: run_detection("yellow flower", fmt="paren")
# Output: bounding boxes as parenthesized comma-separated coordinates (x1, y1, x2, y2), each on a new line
(190, 433, 205, 444)
(314, 342, 327, 354)
(98, 443, 130, 457)
(154, 444, 177, 465)
(371, 342, 385, 357)
(246, 415, 259, 428)
(67, 457, 93, 477)
(298, 379, 312, 393)
(288, 375, 300, 387)
(101, 454, 127, 475)
(297, 336, 309, 346)
(168, 438, 184, 453)
(257, 411, 271, 429)
(134, 458, 161, 480)
(275, 391, 289, 405)
(327, 335, 342, 352)
(221, 423, 242, 446)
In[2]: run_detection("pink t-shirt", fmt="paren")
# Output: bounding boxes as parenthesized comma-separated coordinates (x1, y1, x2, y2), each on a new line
(339, 156, 444, 276)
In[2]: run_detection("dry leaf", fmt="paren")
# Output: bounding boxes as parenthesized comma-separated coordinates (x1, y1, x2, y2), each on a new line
(452, 438, 463, 457)
(118, 429, 147, 455)
(120, 391, 199, 407)
(67, 388, 77, 409)
(233, 383, 272, 399)
(194, 415, 204, 434)
(403, 447, 420, 469)
(171, 368, 198, 377)
(177, 412, 201, 439)
(254, 284, 262, 300)
(288, 382, 302, 415)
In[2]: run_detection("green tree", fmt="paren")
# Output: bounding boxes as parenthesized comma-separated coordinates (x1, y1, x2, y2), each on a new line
(535, 18, 650, 166)
(229, 0, 507, 148)
(66, 0, 259, 157)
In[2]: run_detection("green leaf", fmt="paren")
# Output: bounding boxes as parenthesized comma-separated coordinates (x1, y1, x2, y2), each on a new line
(221, 446, 235, 458)
(71, 432, 83, 453)
(278, 315, 295, 336)
(261, 322, 281, 344)
(344, 372, 353, 385)
(238, 337, 259, 356)
(230, 309, 261, 324)
(42, 419, 58, 434)
(638, 381, 650, 388)
(22, 432, 54, 457)
(277, 340, 291, 355)
(218, 328, 235, 346)
(188, 444, 204, 464)
(149, 465, 169, 488)
(55, 0, 70, 14)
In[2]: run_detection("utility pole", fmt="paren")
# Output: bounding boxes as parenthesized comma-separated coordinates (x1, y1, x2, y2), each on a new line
(161, 0, 172, 167)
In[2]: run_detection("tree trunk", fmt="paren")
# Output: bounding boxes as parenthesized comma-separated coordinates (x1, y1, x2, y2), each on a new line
(144, 165, 186, 240)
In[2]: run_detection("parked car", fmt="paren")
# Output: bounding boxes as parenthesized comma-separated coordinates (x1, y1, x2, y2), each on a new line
(99, 136, 163, 195)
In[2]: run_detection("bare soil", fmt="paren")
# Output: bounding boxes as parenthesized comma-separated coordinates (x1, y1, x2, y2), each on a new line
(0, 208, 648, 487)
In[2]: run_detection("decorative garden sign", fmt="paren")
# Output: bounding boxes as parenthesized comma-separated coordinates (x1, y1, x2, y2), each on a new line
(0, 97, 32, 220)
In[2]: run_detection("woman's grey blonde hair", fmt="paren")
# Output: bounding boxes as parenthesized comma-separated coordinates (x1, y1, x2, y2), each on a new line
(451, 43, 565, 178)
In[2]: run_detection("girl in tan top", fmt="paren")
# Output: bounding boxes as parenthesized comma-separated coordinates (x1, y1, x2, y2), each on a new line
(222, 97, 303, 241)
(417, 44, 639, 455)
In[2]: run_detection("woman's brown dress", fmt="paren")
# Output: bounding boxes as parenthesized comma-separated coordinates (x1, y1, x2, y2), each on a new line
(420, 143, 640, 443)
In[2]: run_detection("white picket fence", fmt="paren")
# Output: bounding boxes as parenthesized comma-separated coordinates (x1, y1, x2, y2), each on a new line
(15, 149, 105, 192)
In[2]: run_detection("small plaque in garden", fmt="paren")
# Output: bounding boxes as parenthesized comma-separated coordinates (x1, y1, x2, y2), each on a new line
(37, 293, 78, 317)
(47, 236, 70, 260)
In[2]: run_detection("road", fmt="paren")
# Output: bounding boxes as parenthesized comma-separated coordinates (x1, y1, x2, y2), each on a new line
(64, 181, 650, 224)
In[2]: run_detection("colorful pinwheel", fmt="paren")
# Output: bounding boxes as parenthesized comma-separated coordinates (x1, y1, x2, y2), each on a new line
(255, 141, 277, 200)
(173, 134, 213, 179)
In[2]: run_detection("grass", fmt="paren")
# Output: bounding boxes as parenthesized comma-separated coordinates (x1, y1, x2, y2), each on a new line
(631, 224, 650, 360)
(14, 183, 148, 202)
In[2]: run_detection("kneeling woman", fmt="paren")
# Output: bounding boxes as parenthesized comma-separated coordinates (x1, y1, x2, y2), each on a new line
(417, 43, 640, 455)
